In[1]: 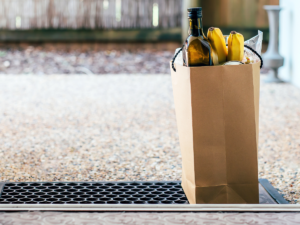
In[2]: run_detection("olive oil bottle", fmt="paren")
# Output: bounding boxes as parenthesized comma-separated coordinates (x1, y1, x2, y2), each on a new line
(183, 8, 213, 67)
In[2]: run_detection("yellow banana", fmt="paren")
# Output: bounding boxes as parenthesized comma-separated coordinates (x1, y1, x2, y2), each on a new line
(207, 27, 228, 64)
(210, 46, 219, 66)
(227, 31, 244, 61)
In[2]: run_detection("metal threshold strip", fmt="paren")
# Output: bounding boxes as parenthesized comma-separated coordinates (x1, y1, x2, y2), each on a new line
(0, 204, 300, 212)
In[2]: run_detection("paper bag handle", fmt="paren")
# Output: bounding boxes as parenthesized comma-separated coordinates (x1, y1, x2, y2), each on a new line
(172, 45, 263, 72)
(172, 45, 184, 72)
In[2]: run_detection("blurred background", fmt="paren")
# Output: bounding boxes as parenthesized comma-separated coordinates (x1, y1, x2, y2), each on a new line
(0, 0, 277, 74)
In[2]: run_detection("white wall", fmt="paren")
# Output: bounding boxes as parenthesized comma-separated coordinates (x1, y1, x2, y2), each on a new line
(279, 0, 300, 88)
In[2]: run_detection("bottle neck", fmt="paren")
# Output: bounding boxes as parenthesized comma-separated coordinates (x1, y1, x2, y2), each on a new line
(189, 17, 204, 37)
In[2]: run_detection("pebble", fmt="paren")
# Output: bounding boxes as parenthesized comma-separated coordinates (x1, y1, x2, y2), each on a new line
(0, 46, 173, 74)
(3, 61, 10, 68)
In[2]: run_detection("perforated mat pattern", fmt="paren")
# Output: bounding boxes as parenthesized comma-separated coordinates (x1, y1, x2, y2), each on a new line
(0, 181, 188, 204)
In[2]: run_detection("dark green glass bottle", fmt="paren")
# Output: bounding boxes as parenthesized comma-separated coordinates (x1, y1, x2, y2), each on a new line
(183, 8, 212, 67)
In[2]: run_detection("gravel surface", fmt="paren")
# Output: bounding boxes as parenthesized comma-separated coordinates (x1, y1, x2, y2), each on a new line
(0, 75, 299, 204)
(0, 46, 173, 74)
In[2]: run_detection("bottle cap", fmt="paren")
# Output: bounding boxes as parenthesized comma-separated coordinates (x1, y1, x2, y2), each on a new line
(187, 7, 202, 18)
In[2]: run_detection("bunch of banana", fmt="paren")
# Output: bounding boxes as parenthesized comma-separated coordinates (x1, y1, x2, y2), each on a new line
(207, 27, 227, 64)
(227, 31, 244, 61)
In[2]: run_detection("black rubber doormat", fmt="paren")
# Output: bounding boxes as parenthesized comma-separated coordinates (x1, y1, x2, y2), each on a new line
(0, 179, 288, 205)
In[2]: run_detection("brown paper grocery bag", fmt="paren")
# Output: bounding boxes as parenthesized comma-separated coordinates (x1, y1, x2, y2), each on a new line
(171, 62, 260, 204)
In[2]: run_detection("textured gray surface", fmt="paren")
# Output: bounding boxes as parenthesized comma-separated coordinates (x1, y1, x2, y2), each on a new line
(259, 184, 276, 204)
(0, 75, 299, 204)
(0, 212, 300, 224)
